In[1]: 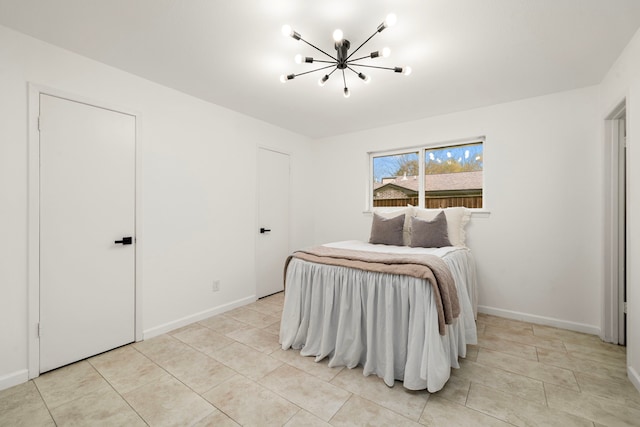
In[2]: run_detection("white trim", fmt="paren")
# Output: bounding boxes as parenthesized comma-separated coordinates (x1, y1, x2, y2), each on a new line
(477, 305, 601, 336)
(362, 208, 491, 218)
(366, 153, 374, 211)
(143, 295, 256, 339)
(0, 369, 29, 392)
(256, 145, 291, 157)
(603, 98, 627, 344)
(27, 85, 40, 380)
(470, 210, 491, 218)
(606, 99, 628, 121)
(418, 149, 425, 208)
(367, 135, 486, 156)
(134, 105, 144, 343)
(629, 366, 640, 393)
(27, 83, 143, 379)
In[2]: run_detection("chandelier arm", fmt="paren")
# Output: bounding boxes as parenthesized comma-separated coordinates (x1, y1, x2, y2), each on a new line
(346, 65, 362, 76)
(342, 69, 347, 88)
(300, 38, 337, 61)
(345, 30, 379, 60)
(347, 63, 398, 71)
(347, 55, 374, 63)
(312, 59, 337, 64)
(292, 64, 338, 78)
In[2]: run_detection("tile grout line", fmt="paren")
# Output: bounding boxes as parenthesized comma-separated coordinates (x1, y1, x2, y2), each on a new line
(467, 351, 550, 398)
(361, 393, 425, 424)
(460, 382, 521, 427)
(327, 393, 354, 425)
(112, 345, 231, 424)
(31, 378, 59, 426)
(463, 378, 471, 406)
(135, 342, 263, 426)
(198, 372, 274, 424)
(541, 379, 549, 408)
(80, 357, 150, 426)
(255, 363, 341, 420)
(280, 407, 304, 426)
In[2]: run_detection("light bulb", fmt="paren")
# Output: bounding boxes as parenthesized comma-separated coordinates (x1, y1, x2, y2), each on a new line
(343, 87, 350, 98)
(281, 25, 292, 37)
(333, 29, 344, 42)
(385, 13, 397, 27)
(382, 47, 391, 58)
(294, 54, 303, 64)
(280, 74, 295, 83)
(403, 66, 412, 76)
(318, 75, 329, 87)
(358, 73, 371, 84)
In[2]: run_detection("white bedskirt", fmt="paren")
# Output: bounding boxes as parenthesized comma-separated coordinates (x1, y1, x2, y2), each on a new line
(279, 243, 477, 392)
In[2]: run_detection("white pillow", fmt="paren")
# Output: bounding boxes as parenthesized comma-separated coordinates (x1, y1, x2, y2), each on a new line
(412, 207, 471, 247)
(374, 206, 414, 245)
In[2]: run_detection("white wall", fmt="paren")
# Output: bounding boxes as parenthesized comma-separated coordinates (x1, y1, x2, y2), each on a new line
(600, 27, 640, 391)
(3, 17, 637, 393)
(0, 25, 314, 389)
(311, 86, 603, 334)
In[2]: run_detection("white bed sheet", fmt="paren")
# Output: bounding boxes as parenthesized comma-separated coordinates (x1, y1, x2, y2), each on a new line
(279, 241, 478, 392)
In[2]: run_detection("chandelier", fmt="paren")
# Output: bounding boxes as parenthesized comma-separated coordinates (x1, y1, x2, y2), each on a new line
(280, 13, 411, 98)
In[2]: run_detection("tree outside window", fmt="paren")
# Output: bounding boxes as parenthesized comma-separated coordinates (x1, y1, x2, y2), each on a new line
(372, 141, 483, 209)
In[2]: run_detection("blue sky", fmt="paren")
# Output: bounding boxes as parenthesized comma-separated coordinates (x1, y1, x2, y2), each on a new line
(373, 143, 483, 182)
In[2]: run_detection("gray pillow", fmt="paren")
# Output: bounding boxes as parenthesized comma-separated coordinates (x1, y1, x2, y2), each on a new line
(369, 213, 405, 246)
(409, 211, 452, 248)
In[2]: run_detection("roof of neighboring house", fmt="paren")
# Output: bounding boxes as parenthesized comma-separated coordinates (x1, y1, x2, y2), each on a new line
(374, 171, 483, 193)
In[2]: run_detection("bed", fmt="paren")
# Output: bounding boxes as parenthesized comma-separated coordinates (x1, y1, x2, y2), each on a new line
(279, 207, 478, 392)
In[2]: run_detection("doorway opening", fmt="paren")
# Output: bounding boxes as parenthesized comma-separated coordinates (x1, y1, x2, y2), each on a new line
(604, 100, 627, 345)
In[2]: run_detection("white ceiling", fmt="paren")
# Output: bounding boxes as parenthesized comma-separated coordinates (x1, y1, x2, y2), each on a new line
(1, 0, 639, 139)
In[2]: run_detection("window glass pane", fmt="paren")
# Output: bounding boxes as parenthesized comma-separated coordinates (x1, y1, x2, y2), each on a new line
(372, 152, 419, 207)
(424, 142, 483, 208)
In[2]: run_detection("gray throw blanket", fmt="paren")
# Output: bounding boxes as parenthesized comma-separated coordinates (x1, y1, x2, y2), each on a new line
(285, 246, 460, 335)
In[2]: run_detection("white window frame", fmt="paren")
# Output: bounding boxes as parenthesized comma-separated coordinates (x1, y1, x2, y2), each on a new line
(367, 136, 485, 212)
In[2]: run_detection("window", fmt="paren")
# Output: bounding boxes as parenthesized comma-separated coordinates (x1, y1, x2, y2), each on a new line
(370, 139, 483, 209)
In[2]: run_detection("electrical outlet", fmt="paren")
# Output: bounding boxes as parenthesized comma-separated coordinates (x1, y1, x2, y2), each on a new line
(212, 280, 220, 292)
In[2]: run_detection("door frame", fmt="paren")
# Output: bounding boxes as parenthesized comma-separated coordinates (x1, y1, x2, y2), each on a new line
(27, 84, 143, 379)
(255, 145, 292, 298)
(603, 99, 627, 345)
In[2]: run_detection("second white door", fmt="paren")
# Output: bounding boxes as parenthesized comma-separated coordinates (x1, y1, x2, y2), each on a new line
(39, 93, 136, 373)
(256, 148, 290, 298)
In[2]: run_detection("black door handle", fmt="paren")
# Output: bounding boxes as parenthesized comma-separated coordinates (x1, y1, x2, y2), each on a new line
(115, 236, 133, 245)
(260, 228, 271, 234)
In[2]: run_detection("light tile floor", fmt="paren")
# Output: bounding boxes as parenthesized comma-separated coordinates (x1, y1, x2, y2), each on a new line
(1, 292, 638, 426)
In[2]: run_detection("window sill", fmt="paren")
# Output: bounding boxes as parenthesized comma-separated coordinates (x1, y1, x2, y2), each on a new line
(363, 209, 491, 218)
(470, 209, 491, 218)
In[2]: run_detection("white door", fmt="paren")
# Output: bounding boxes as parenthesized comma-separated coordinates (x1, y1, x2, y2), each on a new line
(39, 94, 136, 372)
(256, 148, 290, 298)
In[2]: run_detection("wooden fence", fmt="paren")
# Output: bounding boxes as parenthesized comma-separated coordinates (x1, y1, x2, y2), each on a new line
(373, 195, 483, 209)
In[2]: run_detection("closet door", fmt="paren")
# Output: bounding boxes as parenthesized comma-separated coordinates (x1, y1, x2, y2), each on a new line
(39, 94, 136, 372)
(256, 148, 290, 298)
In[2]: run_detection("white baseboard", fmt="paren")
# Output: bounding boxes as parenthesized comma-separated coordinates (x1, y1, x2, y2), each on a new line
(0, 369, 29, 392)
(477, 305, 601, 336)
(143, 295, 256, 340)
(629, 366, 640, 393)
